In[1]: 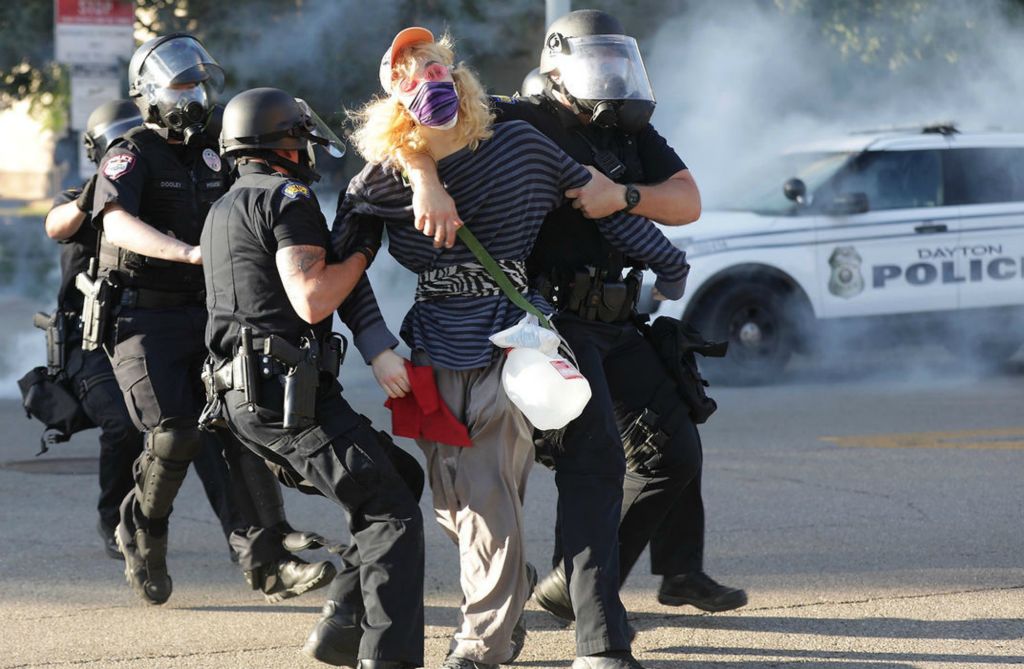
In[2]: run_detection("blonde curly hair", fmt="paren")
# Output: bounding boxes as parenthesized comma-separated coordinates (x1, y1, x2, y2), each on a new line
(349, 34, 494, 167)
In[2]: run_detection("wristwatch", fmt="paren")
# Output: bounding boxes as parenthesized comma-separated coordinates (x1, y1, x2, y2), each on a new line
(622, 184, 641, 212)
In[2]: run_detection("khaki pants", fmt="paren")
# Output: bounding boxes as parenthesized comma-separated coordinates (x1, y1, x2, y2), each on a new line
(414, 351, 534, 664)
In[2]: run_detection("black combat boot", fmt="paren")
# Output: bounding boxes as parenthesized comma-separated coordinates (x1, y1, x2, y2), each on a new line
(97, 518, 122, 561)
(657, 571, 748, 612)
(531, 563, 574, 621)
(249, 555, 336, 604)
(116, 520, 172, 605)
(572, 651, 645, 668)
(302, 600, 362, 667)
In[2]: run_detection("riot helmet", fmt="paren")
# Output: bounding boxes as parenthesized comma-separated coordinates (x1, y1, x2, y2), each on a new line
(540, 9, 655, 133)
(83, 99, 142, 165)
(220, 87, 345, 183)
(128, 33, 225, 144)
(519, 68, 546, 98)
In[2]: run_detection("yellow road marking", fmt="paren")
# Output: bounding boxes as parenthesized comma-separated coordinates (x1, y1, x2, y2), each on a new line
(822, 427, 1024, 450)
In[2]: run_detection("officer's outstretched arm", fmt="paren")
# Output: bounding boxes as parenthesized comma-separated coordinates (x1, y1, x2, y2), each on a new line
(102, 204, 201, 264)
(44, 201, 87, 241)
(276, 245, 368, 324)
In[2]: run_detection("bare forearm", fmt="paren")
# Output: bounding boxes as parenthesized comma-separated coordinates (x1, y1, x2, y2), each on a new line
(278, 245, 368, 324)
(102, 206, 197, 263)
(44, 201, 87, 241)
(633, 171, 701, 226)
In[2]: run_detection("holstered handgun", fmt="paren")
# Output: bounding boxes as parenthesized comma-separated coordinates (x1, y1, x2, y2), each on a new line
(32, 311, 65, 378)
(264, 334, 319, 429)
(75, 260, 115, 353)
(239, 327, 260, 411)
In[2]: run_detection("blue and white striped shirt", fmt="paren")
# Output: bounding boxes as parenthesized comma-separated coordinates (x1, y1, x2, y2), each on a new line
(334, 120, 688, 370)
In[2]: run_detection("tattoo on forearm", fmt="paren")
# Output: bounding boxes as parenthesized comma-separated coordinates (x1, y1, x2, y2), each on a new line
(286, 246, 325, 275)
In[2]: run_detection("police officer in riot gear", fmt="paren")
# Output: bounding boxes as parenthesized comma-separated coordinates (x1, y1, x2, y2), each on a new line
(521, 9, 747, 623)
(202, 87, 424, 669)
(38, 100, 146, 559)
(35, 99, 245, 559)
(410, 10, 745, 666)
(92, 35, 333, 606)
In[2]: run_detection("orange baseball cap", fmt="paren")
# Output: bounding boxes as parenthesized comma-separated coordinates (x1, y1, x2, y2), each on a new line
(379, 27, 435, 93)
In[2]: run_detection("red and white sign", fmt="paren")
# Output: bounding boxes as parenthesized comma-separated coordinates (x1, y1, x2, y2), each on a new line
(55, 0, 135, 66)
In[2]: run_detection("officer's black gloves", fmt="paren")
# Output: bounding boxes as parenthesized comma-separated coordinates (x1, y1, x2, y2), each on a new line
(76, 175, 98, 214)
(350, 214, 385, 268)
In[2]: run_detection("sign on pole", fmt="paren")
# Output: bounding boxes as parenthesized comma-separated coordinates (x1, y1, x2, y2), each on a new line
(54, 0, 135, 178)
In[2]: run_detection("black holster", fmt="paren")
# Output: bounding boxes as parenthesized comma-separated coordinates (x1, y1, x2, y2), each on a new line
(75, 268, 117, 353)
(203, 330, 345, 431)
(643, 316, 727, 424)
(32, 311, 66, 377)
(543, 267, 643, 323)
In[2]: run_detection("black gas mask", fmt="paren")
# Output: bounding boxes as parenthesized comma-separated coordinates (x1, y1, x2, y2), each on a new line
(154, 83, 213, 145)
(128, 34, 225, 145)
(542, 32, 656, 134)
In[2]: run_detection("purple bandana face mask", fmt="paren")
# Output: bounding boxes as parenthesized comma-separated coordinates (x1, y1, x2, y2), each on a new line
(406, 80, 459, 129)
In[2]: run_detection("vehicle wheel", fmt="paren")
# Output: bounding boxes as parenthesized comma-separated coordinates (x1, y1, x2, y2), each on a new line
(695, 283, 800, 385)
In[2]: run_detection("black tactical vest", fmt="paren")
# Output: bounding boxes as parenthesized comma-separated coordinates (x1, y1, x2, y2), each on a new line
(520, 95, 647, 281)
(98, 127, 228, 292)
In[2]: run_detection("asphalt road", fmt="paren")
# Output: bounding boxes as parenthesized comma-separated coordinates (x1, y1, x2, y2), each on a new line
(1, 334, 1022, 669)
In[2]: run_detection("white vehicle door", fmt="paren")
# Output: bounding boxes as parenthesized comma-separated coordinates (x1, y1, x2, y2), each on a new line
(943, 145, 1024, 309)
(813, 149, 958, 318)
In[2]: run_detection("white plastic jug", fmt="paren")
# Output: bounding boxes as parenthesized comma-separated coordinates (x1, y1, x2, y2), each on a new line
(502, 347, 592, 430)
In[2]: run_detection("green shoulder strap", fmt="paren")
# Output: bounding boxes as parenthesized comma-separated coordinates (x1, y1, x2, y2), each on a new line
(456, 225, 552, 330)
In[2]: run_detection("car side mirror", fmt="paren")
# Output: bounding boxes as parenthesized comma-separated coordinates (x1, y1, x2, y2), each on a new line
(823, 192, 869, 215)
(783, 178, 807, 204)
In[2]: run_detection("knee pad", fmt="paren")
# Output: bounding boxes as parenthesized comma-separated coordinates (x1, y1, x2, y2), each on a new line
(149, 420, 202, 461)
(135, 421, 201, 520)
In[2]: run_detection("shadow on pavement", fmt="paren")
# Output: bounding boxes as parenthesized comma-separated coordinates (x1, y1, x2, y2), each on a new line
(515, 661, 914, 669)
(649, 644, 1023, 666)
(637, 613, 1023, 640)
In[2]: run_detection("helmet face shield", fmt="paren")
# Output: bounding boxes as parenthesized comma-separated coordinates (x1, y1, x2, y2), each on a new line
(138, 36, 225, 93)
(553, 35, 654, 103)
(296, 98, 345, 158)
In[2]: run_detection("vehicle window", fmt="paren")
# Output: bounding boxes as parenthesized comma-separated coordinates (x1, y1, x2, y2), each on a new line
(944, 148, 1024, 205)
(724, 152, 852, 216)
(816, 150, 943, 212)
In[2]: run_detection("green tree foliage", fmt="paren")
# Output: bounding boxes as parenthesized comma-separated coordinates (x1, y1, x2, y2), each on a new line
(0, 1, 66, 126)
(775, 0, 1024, 75)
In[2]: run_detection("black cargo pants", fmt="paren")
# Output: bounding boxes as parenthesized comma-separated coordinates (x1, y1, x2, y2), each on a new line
(224, 381, 425, 667)
(109, 305, 239, 535)
(550, 314, 704, 629)
(66, 343, 143, 530)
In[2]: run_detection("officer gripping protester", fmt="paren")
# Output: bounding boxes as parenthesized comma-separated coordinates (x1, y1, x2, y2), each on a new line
(514, 8, 747, 621)
(201, 86, 425, 669)
(90, 34, 334, 606)
(409, 10, 746, 667)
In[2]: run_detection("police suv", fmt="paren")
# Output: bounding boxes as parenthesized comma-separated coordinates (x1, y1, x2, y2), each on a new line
(649, 125, 1024, 383)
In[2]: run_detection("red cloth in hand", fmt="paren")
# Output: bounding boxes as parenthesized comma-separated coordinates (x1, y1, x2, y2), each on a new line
(384, 361, 472, 447)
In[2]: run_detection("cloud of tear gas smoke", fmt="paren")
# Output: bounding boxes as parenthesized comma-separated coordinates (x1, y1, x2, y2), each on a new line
(646, 0, 1024, 205)
(644, 0, 1024, 379)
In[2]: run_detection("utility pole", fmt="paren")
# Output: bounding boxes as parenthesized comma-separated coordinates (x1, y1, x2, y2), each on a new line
(546, 0, 570, 29)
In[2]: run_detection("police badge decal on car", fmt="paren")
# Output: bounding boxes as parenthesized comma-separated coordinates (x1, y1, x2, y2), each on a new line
(828, 246, 865, 298)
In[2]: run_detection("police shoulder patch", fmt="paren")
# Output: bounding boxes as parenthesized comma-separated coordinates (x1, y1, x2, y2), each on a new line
(281, 182, 311, 200)
(491, 94, 515, 104)
(102, 153, 136, 180)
